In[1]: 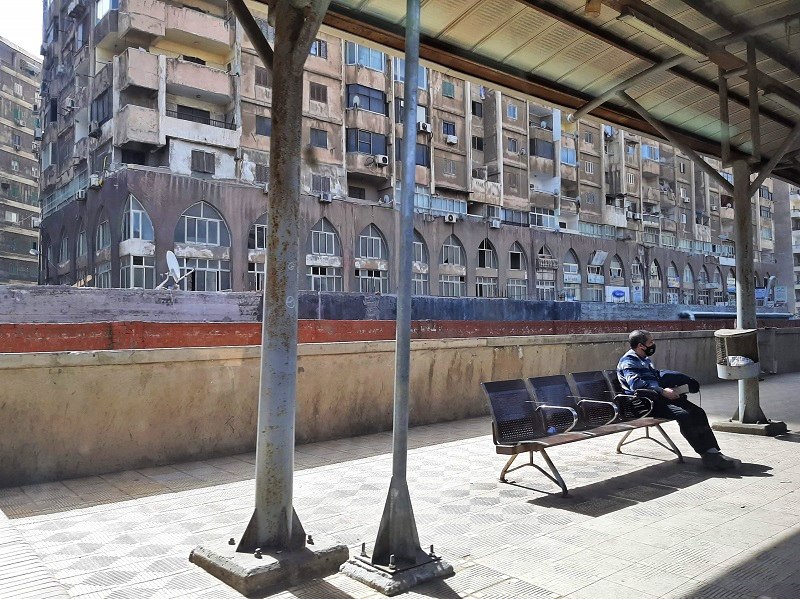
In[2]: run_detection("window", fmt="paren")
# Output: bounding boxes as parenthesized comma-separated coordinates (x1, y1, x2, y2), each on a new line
(476, 276, 498, 298)
(95, 0, 118, 22)
(255, 163, 270, 183)
(561, 147, 576, 165)
(442, 80, 455, 98)
(10, 160, 18, 172)
(471, 136, 484, 152)
(413, 272, 429, 295)
(358, 224, 387, 260)
(12, 133, 21, 148)
(345, 42, 385, 71)
(478, 239, 497, 269)
(309, 265, 343, 291)
(356, 269, 388, 293)
(584, 161, 595, 175)
(76, 229, 87, 257)
(507, 279, 527, 300)
(583, 131, 593, 144)
(310, 128, 328, 149)
(59, 236, 70, 263)
(13, 82, 23, 97)
(507, 138, 518, 153)
(563, 251, 581, 301)
(442, 159, 456, 176)
(530, 207, 557, 229)
(120, 256, 155, 289)
(191, 150, 215, 175)
(311, 174, 331, 193)
(679, 162, 686, 174)
(175, 104, 211, 125)
(346, 129, 387, 155)
(348, 186, 366, 200)
(91, 89, 112, 125)
(346, 84, 387, 115)
(307, 219, 343, 292)
(256, 116, 272, 136)
(641, 145, 659, 161)
(95, 220, 110, 250)
(630, 260, 642, 281)
(626, 172, 636, 185)
(506, 103, 518, 120)
(442, 121, 456, 136)
(175, 202, 231, 247)
(309, 39, 327, 58)
(648, 261, 663, 304)
(255, 66, 271, 87)
(178, 258, 231, 291)
(472, 101, 483, 117)
(415, 143, 430, 167)
(440, 274, 464, 297)
(392, 58, 427, 89)
(441, 235, 464, 267)
(95, 261, 112, 288)
(531, 138, 554, 160)
(609, 256, 623, 280)
(509, 243, 526, 271)
(536, 247, 557, 300)
(122, 195, 154, 241)
(394, 101, 428, 124)
(309, 82, 327, 103)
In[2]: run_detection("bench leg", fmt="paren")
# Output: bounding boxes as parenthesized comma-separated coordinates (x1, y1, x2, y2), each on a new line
(499, 450, 569, 496)
(616, 426, 684, 463)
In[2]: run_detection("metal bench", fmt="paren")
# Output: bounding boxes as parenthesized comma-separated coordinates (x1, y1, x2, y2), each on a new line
(482, 373, 684, 497)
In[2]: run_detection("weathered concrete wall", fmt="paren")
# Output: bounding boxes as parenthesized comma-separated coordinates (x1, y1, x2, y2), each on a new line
(0, 285, 775, 324)
(2, 327, 800, 486)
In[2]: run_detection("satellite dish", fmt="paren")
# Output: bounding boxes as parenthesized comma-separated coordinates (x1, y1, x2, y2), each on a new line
(166, 250, 180, 280)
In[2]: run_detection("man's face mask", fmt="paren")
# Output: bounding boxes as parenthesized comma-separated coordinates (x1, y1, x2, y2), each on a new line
(642, 342, 656, 357)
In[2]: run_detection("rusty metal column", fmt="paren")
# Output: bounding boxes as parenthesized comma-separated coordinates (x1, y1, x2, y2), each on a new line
(371, 0, 423, 568)
(732, 159, 761, 423)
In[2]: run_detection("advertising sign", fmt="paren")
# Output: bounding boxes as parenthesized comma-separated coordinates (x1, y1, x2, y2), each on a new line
(631, 284, 644, 303)
(605, 286, 629, 303)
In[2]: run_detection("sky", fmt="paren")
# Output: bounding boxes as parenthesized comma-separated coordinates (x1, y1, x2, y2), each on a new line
(0, 0, 42, 58)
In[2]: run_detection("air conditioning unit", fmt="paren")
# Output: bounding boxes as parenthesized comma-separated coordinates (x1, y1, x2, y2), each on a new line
(444, 213, 458, 224)
(318, 192, 333, 203)
(31, 217, 42, 228)
(67, 0, 86, 18)
(711, 205, 718, 211)
(417, 121, 432, 134)
(445, 134, 458, 145)
(14, 117, 24, 126)
(519, 149, 527, 156)
(65, 98, 76, 111)
(489, 218, 502, 229)
(88, 121, 101, 138)
(374, 154, 389, 167)
(75, 189, 87, 201)
(88, 173, 102, 189)
(472, 167, 486, 180)
(633, 212, 642, 220)
(529, 183, 538, 191)
(34, 128, 43, 141)
(625, 210, 634, 218)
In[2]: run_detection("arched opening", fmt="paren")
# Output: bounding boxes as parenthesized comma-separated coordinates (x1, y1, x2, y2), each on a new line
(507, 242, 528, 299)
(306, 218, 343, 291)
(174, 202, 232, 291)
(439, 234, 466, 297)
(535, 246, 557, 300)
(476, 239, 499, 297)
(586, 250, 606, 302)
(697, 266, 710, 305)
(648, 260, 663, 304)
(247, 213, 268, 291)
(631, 257, 644, 303)
(355, 224, 389, 293)
(682, 264, 695, 304)
(562, 249, 580, 301)
(95, 211, 112, 288)
(666, 262, 680, 304)
(412, 230, 429, 295)
(120, 195, 156, 289)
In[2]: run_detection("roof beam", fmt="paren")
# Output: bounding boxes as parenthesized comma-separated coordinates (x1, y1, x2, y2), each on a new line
(750, 121, 800, 196)
(230, 0, 274, 70)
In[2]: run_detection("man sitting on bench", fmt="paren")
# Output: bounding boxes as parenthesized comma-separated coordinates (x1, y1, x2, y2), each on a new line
(618, 330, 740, 471)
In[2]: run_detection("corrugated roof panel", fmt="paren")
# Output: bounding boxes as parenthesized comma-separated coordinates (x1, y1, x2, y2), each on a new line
(504, 21, 582, 71)
(438, 0, 517, 48)
(472, 9, 555, 61)
(420, 0, 483, 36)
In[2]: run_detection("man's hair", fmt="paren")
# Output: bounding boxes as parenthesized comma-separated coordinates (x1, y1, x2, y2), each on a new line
(629, 329, 650, 349)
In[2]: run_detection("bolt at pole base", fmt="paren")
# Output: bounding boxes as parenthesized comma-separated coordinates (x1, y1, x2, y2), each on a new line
(340, 553, 454, 596)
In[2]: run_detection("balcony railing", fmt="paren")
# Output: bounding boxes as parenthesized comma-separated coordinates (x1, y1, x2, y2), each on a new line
(165, 109, 236, 130)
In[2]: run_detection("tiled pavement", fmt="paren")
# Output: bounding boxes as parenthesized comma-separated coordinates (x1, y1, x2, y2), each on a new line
(3, 375, 800, 598)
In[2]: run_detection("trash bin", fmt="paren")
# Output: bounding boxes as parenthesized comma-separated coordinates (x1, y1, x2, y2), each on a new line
(714, 328, 760, 380)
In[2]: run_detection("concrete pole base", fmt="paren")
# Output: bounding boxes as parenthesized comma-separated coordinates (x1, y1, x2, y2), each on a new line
(189, 536, 348, 597)
(340, 555, 454, 596)
(712, 420, 788, 436)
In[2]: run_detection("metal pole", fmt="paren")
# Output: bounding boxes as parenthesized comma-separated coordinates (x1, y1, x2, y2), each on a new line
(732, 159, 762, 423)
(371, 0, 423, 568)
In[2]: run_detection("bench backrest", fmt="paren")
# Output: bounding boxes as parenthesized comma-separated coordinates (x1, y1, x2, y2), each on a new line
(527, 375, 577, 410)
(603, 369, 625, 395)
(481, 379, 544, 444)
(569, 370, 615, 402)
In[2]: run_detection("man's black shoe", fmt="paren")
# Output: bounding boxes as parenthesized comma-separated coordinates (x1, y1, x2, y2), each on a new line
(702, 452, 740, 470)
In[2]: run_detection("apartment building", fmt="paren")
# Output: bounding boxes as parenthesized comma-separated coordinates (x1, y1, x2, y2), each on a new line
(0, 37, 41, 284)
(37, 0, 791, 308)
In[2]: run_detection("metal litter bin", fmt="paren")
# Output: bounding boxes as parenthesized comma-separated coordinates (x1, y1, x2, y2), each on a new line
(714, 328, 760, 380)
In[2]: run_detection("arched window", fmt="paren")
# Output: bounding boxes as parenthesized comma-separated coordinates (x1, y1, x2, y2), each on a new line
(75, 223, 89, 287)
(96, 219, 111, 251)
(697, 267, 710, 305)
(609, 255, 624, 281)
(440, 234, 465, 297)
(355, 224, 389, 293)
(174, 202, 232, 291)
(120, 195, 156, 289)
(630, 258, 644, 303)
(712, 268, 724, 305)
(586, 251, 605, 302)
(666, 262, 680, 303)
(726, 269, 736, 306)
(306, 218, 343, 291)
(412, 230, 429, 295)
(536, 246, 557, 300)
(648, 260, 663, 303)
(507, 242, 528, 300)
(95, 214, 112, 288)
(58, 229, 70, 264)
(76, 225, 87, 258)
(682, 264, 695, 304)
(476, 239, 498, 297)
(121, 195, 154, 241)
(247, 213, 268, 291)
(562, 249, 580, 301)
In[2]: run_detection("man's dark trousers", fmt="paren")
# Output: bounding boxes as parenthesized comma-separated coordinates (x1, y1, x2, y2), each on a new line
(649, 396, 719, 454)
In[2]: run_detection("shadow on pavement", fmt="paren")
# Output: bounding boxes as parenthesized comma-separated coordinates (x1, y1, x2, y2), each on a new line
(775, 433, 800, 443)
(523, 459, 772, 517)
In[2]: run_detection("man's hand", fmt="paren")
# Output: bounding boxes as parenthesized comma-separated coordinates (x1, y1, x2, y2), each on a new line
(661, 388, 680, 401)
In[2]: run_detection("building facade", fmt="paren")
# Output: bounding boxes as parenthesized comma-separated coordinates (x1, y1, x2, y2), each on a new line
(0, 37, 41, 284)
(37, 0, 792, 310)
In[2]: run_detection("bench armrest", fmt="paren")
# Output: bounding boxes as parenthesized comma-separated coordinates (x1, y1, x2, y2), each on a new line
(577, 398, 619, 425)
(535, 404, 578, 434)
(614, 393, 654, 419)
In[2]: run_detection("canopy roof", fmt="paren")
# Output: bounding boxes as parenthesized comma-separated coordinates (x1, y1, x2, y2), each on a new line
(252, 0, 800, 186)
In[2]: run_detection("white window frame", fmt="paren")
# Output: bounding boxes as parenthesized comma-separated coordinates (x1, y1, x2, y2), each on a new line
(507, 278, 527, 300)
(358, 225, 386, 260)
(308, 265, 342, 291)
(506, 103, 518, 120)
(120, 255, 155, 289)
(583, 161, 595, 175)
(95, 220, 111, 250)
(439, 274, 465, 297)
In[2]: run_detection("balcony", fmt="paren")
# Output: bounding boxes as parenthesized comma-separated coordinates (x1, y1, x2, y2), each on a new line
(115, 105, 160, 147)
(345, 153, 391, 182)
(642, 159, 660, 177)
(119, 0, 167, 41)
(603, 206, 627, 228)
(529, 155, 555, 176)
(118, 48, 159, 92)
(166, 58, 232, 104)
(560, 162, 577, 181)
(165, 3, 231, 54)
(470, 177, 501, 205)
(163, 110, 240, 149)
(642, 213, 660, 225)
